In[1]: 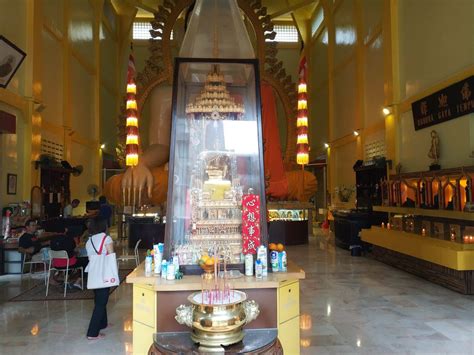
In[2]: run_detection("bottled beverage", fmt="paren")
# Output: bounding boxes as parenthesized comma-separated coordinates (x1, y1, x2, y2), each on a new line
(255, 259, 263, 279)
(245, 254, 253, 276)
(167, 263, 175, 280)
(172, 255, 180, 272)
(257, 246, 267, 276)
(161, 260, 168, 279)
(270, 251, 279, 272)
(158, 243, 164, 254)
(280, 251, 287, 272)
(153, 244, 162, 274)
(145, 255, 153, 275)
(153, 254, 162, 274)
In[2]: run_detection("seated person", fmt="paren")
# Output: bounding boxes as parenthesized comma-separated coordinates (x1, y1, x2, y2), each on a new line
(75, 220, 93, 258)
(63, 199, 80, 218)
(18, 219, 48, 265)
(50, 223, 88, 289)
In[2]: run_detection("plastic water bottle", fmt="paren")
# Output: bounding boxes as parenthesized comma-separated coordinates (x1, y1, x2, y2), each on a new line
(255, 259, 263, 279)
(167, 263, 175, 280)
(145, 256, 152, 275)
(172, 255, 179, 273)
(280, 251, 287, 272)
(161, 260, 168, 279)
(270, 251, 279, 272)
(257, 246, 267, 276)
(153, 244, 162, 274)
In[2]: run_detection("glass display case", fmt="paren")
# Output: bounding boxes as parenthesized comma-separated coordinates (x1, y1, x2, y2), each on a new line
(267, 202, 313, 245)
(164, 58, 267, 270)
(268, 209, 308, 221)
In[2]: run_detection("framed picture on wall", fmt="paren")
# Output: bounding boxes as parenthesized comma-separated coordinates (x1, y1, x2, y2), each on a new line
(0, 35, 27, 89)
(7, 173, 17, 195)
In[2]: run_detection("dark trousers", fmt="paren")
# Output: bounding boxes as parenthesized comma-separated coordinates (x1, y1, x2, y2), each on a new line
(87, 287, 110, 337)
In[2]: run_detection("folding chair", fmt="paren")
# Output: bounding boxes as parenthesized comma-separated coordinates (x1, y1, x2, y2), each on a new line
(46, 250, 84, 297)
(20, 251, 47, 285)
(117, 239, 141, 267)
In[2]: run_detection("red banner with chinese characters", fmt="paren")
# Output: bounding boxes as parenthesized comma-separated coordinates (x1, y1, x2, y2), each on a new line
(241, 194, 261, 254)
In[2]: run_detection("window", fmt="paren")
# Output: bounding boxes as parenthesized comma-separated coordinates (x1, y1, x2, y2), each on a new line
(311, 7, 324, 37)
(132, 21, 173, 40)
(265, 24, 299, 43)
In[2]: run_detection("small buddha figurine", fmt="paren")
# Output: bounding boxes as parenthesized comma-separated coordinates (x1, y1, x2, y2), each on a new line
(428, 130, 440, 169)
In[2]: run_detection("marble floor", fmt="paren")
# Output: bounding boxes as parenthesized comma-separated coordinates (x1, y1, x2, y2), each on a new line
(0, 229, 473, 354)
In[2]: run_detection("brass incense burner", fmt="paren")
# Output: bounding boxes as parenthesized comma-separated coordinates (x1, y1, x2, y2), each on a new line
(175, 290, 260, 352)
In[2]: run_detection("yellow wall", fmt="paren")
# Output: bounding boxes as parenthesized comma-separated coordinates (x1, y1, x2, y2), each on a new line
(397, 0, 474, 172)
(308, 25, 329, 157)
(0, 0, 124, 213)
(0, 0, 30, 205)
(307, 0, 474, 206)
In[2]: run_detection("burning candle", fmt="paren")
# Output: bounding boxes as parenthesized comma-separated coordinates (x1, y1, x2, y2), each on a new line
(451, 232, 456, 241)
(470, 236, 474, 244)
(387, 223, 391, 230)
(381, 222, 385, 228)
(422, 228, 426, 236)
(463, 235, 469, 243)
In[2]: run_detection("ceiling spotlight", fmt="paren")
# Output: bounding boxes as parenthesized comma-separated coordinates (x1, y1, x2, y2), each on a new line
(324, 143, 329, 149)
(382, 107, 392, 116)
(353, 130, 359, 136)
(100, 143, 105, 149)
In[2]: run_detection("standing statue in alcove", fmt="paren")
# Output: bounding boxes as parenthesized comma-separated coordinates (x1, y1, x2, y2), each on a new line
(428, 130, 440, 170)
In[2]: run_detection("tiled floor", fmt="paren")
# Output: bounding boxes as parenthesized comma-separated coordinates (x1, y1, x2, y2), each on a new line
(0, 229, 473, 354)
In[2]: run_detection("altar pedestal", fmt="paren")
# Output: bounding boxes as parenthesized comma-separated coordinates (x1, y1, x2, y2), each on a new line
(148, 329, 282, 355)
(126, 261, 305, 355)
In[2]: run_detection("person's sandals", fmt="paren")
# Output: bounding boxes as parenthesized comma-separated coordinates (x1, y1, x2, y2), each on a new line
(87, 333, 105, 340)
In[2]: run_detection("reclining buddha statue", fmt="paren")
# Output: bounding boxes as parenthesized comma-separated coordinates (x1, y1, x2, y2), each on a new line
(104, 82, 317, 207)
(104, 0, 316, 207)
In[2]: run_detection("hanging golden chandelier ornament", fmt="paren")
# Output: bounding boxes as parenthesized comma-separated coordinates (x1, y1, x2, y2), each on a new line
(296, 56, 309, 165)
(125, 46, 139, 167)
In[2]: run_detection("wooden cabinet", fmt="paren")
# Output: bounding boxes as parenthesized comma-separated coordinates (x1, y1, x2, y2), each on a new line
(132, 320, 155, 355)
(133, 284, 156, 328)
(279, 316, 300, 355)
(128, 263, 305, 355)
(277, 280, 300, 354)
(133, 284, 157, 355)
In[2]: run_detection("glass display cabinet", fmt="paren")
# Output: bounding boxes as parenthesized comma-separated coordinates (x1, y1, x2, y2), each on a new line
(267, 202, 314, 246)
(268, 209, 307, 221)
(164, 58, 267, 272)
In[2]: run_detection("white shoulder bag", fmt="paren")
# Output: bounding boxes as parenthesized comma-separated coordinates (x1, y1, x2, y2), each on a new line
(86, 234, 119, 289)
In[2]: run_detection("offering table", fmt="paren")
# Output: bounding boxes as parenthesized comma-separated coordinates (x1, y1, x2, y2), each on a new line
(126, 261, 305, 355)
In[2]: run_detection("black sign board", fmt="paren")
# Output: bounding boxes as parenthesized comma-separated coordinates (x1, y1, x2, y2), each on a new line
(412, 75, 474, 131)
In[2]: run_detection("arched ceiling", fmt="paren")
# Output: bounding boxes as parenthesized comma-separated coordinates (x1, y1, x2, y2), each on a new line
(112, 0, 319, 44)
